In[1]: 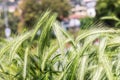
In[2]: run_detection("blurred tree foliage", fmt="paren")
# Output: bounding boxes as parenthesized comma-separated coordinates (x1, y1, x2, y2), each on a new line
(96, 0, 120, 27)
(8, 13, 19, 33)
(80, 17, 94, 29)
(18, 0, 41, 29)
(41, 0, 71, 18)
(0, 12, 18, 37)
(17, 0, 71, 32)
(0, 20, 4, 37)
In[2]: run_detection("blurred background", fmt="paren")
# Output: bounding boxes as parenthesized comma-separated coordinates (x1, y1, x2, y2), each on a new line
(0, 0, 120, 38)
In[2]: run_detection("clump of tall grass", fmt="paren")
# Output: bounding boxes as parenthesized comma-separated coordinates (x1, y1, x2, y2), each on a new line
(0, 11, 120, 80)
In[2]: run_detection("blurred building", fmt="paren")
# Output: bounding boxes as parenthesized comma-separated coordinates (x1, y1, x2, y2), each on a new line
(69, 5, 87, 19)
(8, 0, 19, 13)
(82, 0, 97, 17)
(70, 0, 81, 6)
(69, 0, 97, 18)
(0, 0, 19, 13)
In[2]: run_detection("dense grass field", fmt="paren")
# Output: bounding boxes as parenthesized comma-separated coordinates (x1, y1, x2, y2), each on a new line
(0, 12, 120, 80)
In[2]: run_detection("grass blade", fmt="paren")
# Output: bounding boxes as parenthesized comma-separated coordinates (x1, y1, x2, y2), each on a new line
(23, 47, 29, 80)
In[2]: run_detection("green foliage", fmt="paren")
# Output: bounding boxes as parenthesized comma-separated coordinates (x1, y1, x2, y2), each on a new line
(96, 0, 120, 27)
(19, 0, 41, 28)
(41, 0, 71, 17)
(0, 12, 120, 80)
(101, 16, 120, 28)
(0, 19, 4, 37)
(8, 13, 19, 33)
(80, 17, 94, 29)
(18, 0, 71, 29)
(0, 12, 19, 37)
